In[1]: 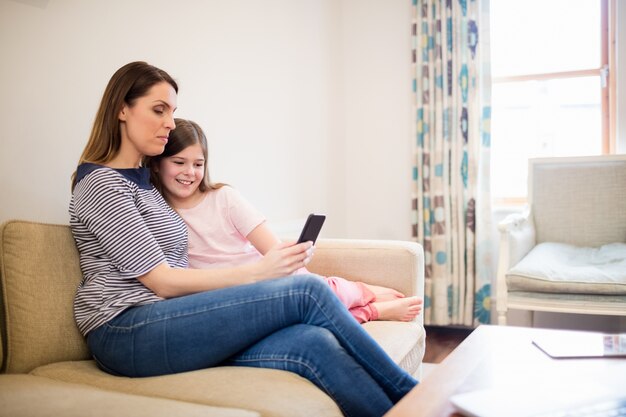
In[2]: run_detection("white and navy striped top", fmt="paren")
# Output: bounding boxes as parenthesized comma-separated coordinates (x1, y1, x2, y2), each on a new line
(69, 163, 188, 336)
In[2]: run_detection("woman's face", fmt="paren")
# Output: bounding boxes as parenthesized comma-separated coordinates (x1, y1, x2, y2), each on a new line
(157, 143, 206, 207)
(118, 81, 177, 161)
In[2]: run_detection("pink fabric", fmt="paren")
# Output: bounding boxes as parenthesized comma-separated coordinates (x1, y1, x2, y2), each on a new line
(293, 267, 378, 323)
(177, 187, 379, 322)
(176, 187, 265, 269)
(324, 276, 379, 323)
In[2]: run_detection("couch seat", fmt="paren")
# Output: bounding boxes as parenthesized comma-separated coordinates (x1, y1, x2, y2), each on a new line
(32, 361, 342, 417)
(0, 374, 258, 417)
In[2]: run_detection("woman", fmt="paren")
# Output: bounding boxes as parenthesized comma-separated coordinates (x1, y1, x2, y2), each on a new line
(69, 61, 417, 417)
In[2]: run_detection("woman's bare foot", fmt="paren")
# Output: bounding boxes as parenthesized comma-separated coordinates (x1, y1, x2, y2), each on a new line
(363, 283, 405, 302)
(373, 297, 422, 321)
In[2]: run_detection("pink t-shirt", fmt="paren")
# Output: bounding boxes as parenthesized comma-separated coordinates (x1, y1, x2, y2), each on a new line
(176, 187, 265, 269)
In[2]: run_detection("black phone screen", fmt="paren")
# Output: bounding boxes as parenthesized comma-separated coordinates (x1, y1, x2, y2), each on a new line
(296, 214, 326, 244)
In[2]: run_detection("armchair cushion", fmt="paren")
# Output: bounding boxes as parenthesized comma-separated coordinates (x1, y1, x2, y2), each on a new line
(507, 242, 626, 294)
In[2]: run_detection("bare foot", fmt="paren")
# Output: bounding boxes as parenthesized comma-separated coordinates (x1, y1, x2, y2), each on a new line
(373, 297, 422, 321)
(363, 284, 405, 302)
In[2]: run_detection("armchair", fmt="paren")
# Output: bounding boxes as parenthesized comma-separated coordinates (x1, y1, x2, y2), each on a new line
(496, 155, 626, 325)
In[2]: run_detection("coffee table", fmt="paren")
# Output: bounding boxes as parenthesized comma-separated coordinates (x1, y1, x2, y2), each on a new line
(385, 324, 626, 417)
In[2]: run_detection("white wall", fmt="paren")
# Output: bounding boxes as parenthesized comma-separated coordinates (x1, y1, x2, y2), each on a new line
(339, 0, 414, 240)
(0, 0, 413, 241)
(617, 0, 626, 153)
(0, 0, 339, 236)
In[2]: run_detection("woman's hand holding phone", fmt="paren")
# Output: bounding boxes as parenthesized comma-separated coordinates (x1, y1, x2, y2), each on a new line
(253, 214, 323, 281)
(255, 241, 313, 281)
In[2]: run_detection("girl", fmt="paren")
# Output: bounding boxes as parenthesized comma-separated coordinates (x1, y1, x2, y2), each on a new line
(69, 61, 417, 417)
(148, 118, 423, 323)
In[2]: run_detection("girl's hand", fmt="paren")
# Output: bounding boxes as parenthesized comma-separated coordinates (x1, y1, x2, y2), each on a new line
(254, 241, 314, 280)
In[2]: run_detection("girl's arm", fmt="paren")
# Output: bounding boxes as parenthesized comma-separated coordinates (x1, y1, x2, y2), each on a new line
(246, 222, 282, 255)
(139, 241, 312, 298)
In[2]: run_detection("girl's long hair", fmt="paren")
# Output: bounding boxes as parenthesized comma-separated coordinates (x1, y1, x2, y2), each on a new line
(71, 61, 178, 190)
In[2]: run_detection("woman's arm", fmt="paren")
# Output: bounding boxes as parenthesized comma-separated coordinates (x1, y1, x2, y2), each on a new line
(139, 241, 312, 298)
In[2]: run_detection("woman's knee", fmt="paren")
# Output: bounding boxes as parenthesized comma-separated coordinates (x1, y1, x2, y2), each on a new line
(232, 324, 341, 363)
(297, 324, 338, 348)
(290, 273, 333, 295)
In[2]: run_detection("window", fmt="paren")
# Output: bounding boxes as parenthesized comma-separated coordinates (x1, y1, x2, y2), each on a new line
(490, 0, 615, 203)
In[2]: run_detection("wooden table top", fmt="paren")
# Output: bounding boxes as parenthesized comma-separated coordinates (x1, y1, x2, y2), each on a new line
(385, 324, 626, 417)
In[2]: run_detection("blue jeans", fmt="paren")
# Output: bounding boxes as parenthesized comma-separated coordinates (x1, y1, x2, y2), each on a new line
(87, 274, 418, 417)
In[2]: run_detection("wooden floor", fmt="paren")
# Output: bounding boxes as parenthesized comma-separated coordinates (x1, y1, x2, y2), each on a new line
(422, 325, 474, 364)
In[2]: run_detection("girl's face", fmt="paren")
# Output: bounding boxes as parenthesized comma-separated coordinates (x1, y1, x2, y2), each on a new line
(157, 143, 206, 208)
(118, 81, 177, 164)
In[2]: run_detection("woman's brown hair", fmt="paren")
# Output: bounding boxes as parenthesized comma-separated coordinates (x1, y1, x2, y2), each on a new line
(147, 118, 225, 197)
(71, 61, 178, 190)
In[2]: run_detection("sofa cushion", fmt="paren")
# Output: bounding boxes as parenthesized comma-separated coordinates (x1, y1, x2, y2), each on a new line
(506, 242, 626, 294)
(29, 321, 422, 417)
(0, 374, 258, 417)
(363, 320, 425, 377)
(310, 239, 424, 300)
(0, 221, 90, 373)
(31, 360, 342, 417)
(30, 322, 424, 417)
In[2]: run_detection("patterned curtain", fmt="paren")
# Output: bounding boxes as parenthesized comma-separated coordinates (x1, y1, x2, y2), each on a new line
(411, 0, 493, 326)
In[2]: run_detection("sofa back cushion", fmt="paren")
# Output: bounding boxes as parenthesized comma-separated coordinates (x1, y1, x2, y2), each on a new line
(0, 220, 90, 373)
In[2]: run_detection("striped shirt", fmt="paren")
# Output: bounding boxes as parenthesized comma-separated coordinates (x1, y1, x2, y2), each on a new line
(69, 163, 188, 336)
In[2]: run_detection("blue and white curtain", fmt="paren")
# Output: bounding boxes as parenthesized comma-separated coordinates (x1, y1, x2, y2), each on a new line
(411, 0, 493, 326)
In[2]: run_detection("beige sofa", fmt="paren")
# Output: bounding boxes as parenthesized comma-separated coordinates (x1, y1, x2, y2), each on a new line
(0, 220, 425, 417)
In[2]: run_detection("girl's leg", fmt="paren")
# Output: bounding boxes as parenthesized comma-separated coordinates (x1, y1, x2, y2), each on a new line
(300, 269, 384, 323)
(229, 324, 392, 417)
(363, 283, 405, 301)
(323, 276, 375, 309)
(325, 275, 377, 322)
(372, 297, 423, 321)
(325, 276, 421, 322)
(87, 275, 417, 403)
(347, 305, 379, 323)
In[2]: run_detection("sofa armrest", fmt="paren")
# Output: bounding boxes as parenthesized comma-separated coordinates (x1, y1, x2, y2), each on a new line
(306, 239, 424, 302)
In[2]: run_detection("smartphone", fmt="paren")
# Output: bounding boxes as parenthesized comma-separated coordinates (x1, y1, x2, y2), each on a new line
(296, 214, 326, 244)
